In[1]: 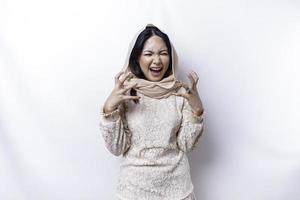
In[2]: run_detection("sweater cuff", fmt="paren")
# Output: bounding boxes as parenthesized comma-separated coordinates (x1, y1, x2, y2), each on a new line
(100, 105, 121, 122)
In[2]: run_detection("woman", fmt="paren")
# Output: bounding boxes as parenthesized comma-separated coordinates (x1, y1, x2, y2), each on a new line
(99, 24, 204, 200)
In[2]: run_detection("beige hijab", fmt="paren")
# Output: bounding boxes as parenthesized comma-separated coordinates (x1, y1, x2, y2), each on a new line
(122, 24, 183, 99)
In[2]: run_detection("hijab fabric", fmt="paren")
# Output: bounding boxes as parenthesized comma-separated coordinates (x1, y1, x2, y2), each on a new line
(122, 24, 183, 99)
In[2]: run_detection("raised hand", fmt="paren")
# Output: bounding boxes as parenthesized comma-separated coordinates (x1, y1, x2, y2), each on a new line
(103, 71, 140, 113)
(172, 70, 204, 116)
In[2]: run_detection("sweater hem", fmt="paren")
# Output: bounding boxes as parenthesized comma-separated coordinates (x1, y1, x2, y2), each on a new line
(116, 186, 194, 200)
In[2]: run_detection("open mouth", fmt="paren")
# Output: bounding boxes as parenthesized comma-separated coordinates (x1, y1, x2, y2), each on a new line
(150, 67, 163, 77)
(150, 68, 162, 72)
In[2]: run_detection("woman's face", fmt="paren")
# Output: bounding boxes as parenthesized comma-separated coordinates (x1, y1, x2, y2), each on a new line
(138, 35, 170, 82)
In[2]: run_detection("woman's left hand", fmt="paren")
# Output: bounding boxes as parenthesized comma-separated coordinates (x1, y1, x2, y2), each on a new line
(172, 70, 204, 116)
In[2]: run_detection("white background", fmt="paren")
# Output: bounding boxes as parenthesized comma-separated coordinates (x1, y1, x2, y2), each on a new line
(1, 0, 300, 199)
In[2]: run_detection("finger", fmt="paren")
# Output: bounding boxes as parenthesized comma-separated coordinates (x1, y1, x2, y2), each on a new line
(172, 92, 189, 99)
(191, 71, 199, 83)
(119, 72, 133, 85)
(115, 71, 125, 84)
(181, 82, 193, 94)
(180, 82, 190, 90)
(187, 73, 196, 88)
(122, 95, 141, 100)
(120, 83, 138, 93)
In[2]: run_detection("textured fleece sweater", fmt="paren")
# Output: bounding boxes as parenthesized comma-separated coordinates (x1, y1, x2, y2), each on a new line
(99, 88, 204, 200)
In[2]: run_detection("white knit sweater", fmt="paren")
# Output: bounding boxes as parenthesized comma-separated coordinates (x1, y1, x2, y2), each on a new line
(99, 88, 204, 200)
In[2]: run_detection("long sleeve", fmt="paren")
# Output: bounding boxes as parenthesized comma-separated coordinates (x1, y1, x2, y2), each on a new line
(176, 98, 204, 153)
(99, 103, 131, 157)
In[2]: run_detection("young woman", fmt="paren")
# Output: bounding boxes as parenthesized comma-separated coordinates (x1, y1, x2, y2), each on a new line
(99, 24, 204, 200)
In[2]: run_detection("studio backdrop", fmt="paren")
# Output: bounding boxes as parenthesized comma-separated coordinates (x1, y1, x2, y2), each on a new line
(0, 0, 299, 199)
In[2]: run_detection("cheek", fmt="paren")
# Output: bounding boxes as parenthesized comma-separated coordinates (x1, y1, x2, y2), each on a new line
(139, 57, 151, 69)
(162, 57, 170, 67)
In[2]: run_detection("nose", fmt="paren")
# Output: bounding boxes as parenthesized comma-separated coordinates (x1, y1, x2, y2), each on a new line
(153, 55, 161, 65)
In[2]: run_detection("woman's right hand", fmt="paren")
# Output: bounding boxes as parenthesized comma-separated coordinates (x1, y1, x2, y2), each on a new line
(103, 71, 140, 113)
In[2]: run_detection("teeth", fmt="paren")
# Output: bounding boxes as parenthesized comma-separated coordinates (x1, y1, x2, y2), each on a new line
(150, 68, 162, 71)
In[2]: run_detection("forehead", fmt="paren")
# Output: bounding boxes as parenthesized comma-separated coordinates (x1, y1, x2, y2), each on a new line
(143, 35, 167, 51)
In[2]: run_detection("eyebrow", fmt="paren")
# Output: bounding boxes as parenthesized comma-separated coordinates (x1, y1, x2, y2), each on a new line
(143, 49, 168, 53)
